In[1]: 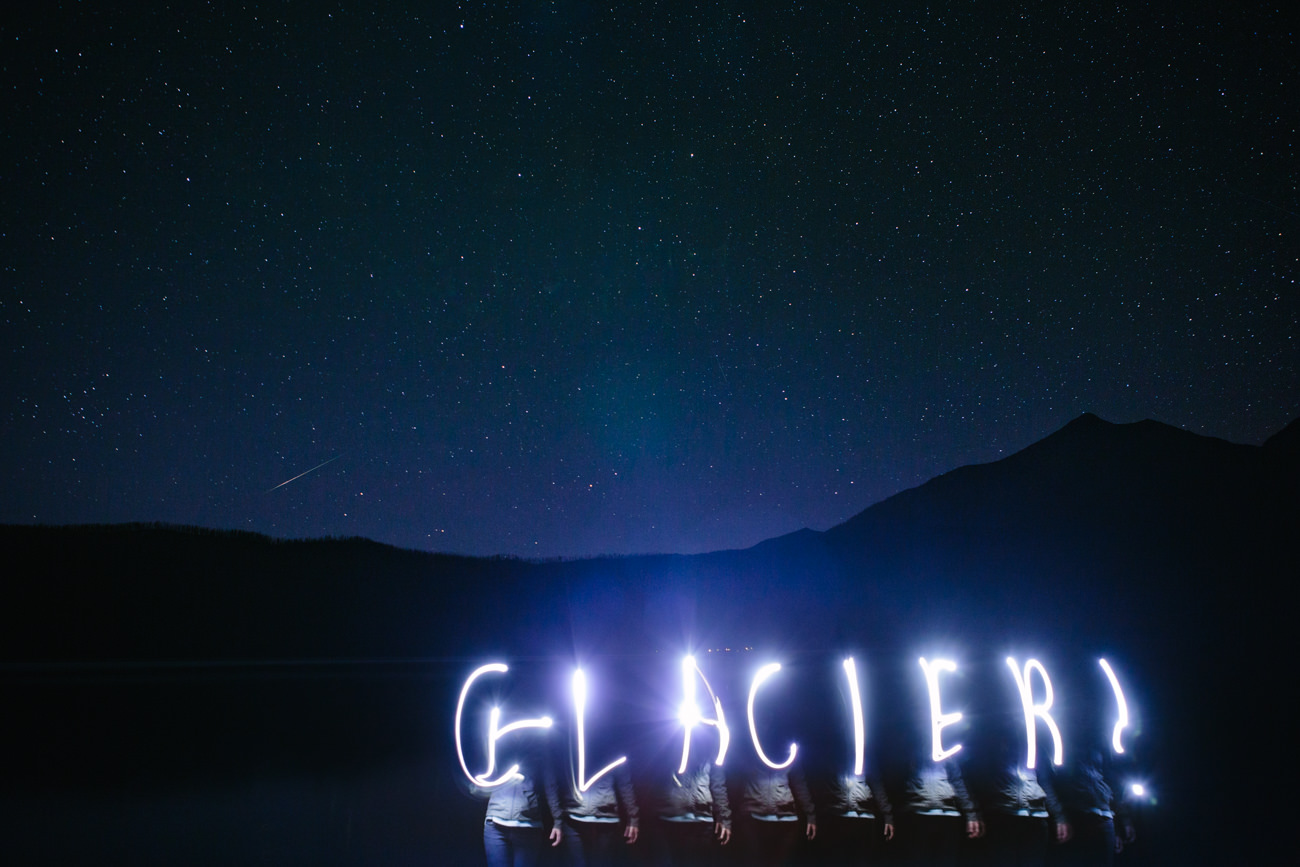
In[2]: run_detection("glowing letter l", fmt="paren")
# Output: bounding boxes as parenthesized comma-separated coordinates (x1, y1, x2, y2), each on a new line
(572, 669, 627, 797)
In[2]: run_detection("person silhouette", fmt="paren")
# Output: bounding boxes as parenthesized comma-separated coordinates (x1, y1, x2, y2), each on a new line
(476, 736, 563, 867)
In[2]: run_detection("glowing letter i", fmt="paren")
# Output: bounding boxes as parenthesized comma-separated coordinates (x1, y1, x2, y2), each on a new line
(843, 657, 866, 776)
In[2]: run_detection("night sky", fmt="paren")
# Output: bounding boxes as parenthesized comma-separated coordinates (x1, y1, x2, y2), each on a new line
(3, 2, 1295, 558)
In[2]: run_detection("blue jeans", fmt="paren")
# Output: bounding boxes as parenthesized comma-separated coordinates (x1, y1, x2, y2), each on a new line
(484, 819, 545, 867)
(560, 817, 623, 867)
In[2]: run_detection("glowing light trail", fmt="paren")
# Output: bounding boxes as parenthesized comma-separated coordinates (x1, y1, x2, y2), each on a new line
(572, 669, 627, 797)
(843, 657, 866, 776)
(1005, 657, 1064, 768)
(1098, 658, 1130, 755)
(265, 454, 342, 492)
(919, 657, 963, 762)
(677, 656, 730, 773)
(454, 662, 553, 787)
(747, 662, 798, 770)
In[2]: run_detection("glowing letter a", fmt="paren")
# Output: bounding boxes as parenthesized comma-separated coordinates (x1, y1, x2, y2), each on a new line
(678, 656, 730, 773)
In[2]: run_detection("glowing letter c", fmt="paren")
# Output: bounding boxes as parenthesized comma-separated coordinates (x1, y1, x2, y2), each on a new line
(748, 662, 798, 770)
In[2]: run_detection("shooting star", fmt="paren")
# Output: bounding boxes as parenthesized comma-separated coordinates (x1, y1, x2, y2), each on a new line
(266, 454, 343, 493)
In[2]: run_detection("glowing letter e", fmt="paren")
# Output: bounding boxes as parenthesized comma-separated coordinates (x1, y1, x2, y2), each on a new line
(572, 669, 627, 796)
(1005, 657, 1064, 769)
(455, 663, 553, 788)
(919, 657, 963, 762)
(748, 663, 797, 769)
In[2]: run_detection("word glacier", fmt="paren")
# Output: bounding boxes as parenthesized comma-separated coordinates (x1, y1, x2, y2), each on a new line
(455, 655, 1134, 790)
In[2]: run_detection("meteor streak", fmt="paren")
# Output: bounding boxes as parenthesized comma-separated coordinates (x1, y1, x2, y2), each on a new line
(266, 454, 342, 492)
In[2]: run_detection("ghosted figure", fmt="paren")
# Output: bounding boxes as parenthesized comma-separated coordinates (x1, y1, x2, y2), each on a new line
(984, 738, 1070, 867)
(821, 770, 894, 866)
(1059, 750, 1135, 867)
(901, 757, 983, 867)
(476, 739, 563, 867)
(561, 762, 639, 867)
(652, 752, 732, 867)
(737, 764, 817, 867)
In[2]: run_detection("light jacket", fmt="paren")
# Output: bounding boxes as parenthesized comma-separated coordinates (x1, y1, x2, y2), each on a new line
(741, 767, 816, 823)
(904, 760, 980, 822)
(827, 771, 893, 824)
(565, 763, 639, 827)
(659, 760, 732, 829)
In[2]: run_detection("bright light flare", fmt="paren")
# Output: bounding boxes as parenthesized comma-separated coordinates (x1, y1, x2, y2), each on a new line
(843, 657, 865, 776)
(572, 669, 627, 797)
(919, 657, 963, 762)
(1130, 782, 1146, 797)
(748, 662, 798, 770)
(454, 662, 552, 788)
(678, 656, 730, 773)
(1098, 658, 1130, 755)
(1006, 657, 1064, 769)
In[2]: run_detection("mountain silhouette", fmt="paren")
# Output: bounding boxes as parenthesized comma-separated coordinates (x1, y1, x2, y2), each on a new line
(3, 412, 1293, 659)
(1, 413, 1294, 864)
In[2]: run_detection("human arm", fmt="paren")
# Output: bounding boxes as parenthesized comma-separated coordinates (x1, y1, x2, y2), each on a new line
(790, 767, 817, 830)
(867, 770, 894, 828)
(708, 763, 732, 831)
(615, 763, 639, 843)
(947, 761, 983, 837)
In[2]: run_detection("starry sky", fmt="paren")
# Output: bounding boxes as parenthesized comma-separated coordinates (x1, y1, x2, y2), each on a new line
(3, 2, 1295, 558)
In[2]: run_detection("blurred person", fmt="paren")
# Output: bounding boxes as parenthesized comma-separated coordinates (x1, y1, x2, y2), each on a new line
(1059, 749, 1134, 867)
(982, 735, 1069, 867)
(820, 768, 894, 866)
(560, 761, 639, 867)
(900, 755, 983, 867)
(475, 736, 564, 867)
(736, 763, 817, 867)
(652, 748, 732, 867)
